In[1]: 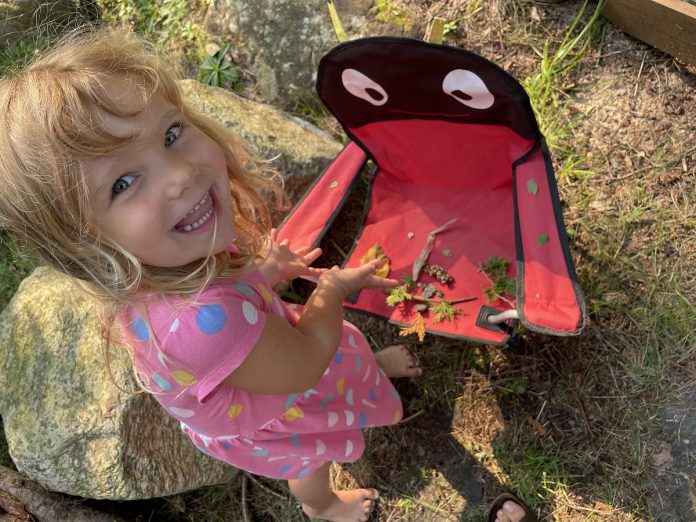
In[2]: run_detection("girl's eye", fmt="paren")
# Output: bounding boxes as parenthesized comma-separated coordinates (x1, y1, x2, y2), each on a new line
(112, 174, 136, 196)
(164, 123, 183, 148)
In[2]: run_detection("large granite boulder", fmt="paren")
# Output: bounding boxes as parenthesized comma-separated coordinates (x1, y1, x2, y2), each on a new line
(0, 267, 235, 499)
(204, 0, 417, 109)
(0, 80, 341, 500)
(180, 78, 342, 202)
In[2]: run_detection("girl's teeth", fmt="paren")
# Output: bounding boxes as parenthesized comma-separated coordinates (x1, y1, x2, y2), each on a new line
(186, 193, 209, 216)
(177, 207, 214, 232)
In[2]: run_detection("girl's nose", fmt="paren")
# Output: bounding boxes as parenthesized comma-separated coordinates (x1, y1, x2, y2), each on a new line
(164, 156, 196, 199)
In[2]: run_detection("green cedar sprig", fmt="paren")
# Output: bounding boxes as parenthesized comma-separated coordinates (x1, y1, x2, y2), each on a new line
(481, 255, 516, 304)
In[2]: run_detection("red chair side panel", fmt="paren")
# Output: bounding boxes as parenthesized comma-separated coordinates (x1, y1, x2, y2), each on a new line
(277, 142, 367, 249)
(513, 142, 585, 334)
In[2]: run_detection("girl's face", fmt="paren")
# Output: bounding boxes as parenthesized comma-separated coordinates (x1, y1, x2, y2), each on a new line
(84, 84, 235, 268)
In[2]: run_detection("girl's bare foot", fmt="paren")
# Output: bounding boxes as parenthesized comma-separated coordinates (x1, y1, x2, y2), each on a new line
(494, 501, 528, 522)
(374, 345, 421, 378)
(301, 488, 379, 522)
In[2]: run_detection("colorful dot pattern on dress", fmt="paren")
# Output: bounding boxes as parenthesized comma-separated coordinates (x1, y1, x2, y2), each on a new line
(117, 269, 403, 480)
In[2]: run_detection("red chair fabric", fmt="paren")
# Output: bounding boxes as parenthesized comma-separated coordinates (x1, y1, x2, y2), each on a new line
(278, 37, 586, 345)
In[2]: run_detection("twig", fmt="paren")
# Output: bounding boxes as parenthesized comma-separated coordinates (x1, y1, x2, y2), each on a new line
(398, 495, 458, 520)
(596, 48, 643, 60)
(241, 473, 250, 522)
(410, 295, 477, 305)
(611, 145, 696, 182)
(449, 297, 478, 304)
(412, 219, 457, 281)
(400, 409, 425, 423)
(245, 472, 287, 501)
(633, 51, 647, 98)
(574, 390, 594, 437)
(329, 238, 348, 259)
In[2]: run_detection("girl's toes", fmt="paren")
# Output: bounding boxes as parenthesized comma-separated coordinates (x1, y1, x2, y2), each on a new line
(375, 345, 422, 378)
(406, 364, 422, 377)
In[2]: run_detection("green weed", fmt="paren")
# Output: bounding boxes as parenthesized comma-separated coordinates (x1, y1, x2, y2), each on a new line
(199, 43, 241, 89)
(96, 0, 210, 76)
(523, 0, 606, 181)
(0, 37, 46, 77)
(372, 0, 417, 31)
(496, 441, 576, 508)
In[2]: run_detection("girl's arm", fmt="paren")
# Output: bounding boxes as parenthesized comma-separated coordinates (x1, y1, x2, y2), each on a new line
(223, 260, 396, 395)
(256, 229, 324, 287)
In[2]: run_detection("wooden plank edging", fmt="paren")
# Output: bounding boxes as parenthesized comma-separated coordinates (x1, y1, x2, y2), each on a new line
(602, 0, 696, 66)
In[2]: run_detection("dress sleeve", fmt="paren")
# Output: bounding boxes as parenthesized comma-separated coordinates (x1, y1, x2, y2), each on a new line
(150, 284, 267, 403)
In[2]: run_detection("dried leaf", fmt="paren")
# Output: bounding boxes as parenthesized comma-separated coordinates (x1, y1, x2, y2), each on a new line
(527, 179, 538, 195)
(537, 233, 548, 245)
(360, 244, 390, 277)
(399, 313, 426, 342)
(651, 442, 674, 469)
(526, 415, 547, 437)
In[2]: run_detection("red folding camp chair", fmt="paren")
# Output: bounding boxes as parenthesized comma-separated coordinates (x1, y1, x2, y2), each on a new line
(278, 37, 586, 345)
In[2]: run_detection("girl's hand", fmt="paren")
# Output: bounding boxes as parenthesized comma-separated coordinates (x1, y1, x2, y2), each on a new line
(319, 259, 399, 297)
(257, 229, 324, 286)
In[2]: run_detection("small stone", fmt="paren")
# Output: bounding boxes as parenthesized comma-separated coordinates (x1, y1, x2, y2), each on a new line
(442, 249, 453, 257)
(407, 232, 415, 239)
(422, 284, 437, 300)
(330, 181, 338, 189)
(205, 43, 221, 56)
(415, 303, 428, 312)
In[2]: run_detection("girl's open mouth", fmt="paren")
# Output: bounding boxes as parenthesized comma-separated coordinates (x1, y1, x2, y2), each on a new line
(174, 191, 215, 232)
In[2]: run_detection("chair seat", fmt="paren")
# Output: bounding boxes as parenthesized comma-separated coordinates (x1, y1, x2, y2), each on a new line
(279, 37, 586, 344)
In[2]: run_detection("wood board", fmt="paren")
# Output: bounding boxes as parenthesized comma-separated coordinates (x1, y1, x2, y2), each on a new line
(602, 0, 696, 66)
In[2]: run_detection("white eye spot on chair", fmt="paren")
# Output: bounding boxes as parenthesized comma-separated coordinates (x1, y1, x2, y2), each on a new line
(342, 68, 388, 106)
(442, 69, 494, 110)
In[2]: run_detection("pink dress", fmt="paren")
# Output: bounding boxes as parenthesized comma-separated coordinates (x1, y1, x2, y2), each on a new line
(118, 270, 403, 479)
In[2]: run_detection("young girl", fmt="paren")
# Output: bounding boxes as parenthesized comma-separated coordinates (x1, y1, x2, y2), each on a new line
(0, 28, 422, 522)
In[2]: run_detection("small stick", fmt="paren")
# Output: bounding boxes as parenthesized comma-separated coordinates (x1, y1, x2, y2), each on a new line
(329, 238, 348, 259)
(412, 218, 457, 281)
(633, 51, 647, 98)
(245, 472, 287, 501)
(449, 297, 478, 304)
(410, 295, 477, 305)
(241, 473, 250, 522)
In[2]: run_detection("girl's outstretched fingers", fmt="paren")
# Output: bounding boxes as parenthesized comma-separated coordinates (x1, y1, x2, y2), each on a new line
(374, 345, 422, 378)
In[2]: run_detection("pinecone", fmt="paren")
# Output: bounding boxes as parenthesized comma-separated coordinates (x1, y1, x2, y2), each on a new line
(423, 264, 453, 285)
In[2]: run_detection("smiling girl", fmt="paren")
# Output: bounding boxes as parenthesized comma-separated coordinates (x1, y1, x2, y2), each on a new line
(0, 28, 422, 522)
